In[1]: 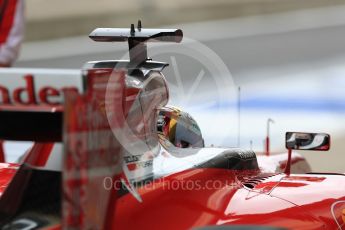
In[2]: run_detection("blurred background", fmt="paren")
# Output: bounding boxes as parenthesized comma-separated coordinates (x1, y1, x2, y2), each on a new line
(12, 0, 345, 172)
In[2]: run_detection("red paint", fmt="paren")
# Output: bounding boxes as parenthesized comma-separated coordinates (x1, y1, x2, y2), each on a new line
(0, 86, 10, 104)
(0, 104, 64, 112)
(23, 143, 54, 167)
(13, 75, 37, 105)
(39, 168, 345, 230)
(0, 0, 18, 43)
(0, 163, 18, 195)
(127, 163, 137, 171)
(39, 87, 60, 105)
(43, 225, 61, 230)
(108, 169, 345, 230)
(279, 155, 306, 170)
(283, 176, 326, 182)
(284, 148, 292, 175)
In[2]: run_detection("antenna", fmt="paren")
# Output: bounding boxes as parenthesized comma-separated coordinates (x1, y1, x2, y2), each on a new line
(137, 20, 142, 31)
(285, 148, 292, 175)
(130, 24, 135, 36)
(237, 86, 241, 147)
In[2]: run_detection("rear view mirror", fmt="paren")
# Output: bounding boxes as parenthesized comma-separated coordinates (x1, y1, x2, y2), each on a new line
(286, 132, 330, 151)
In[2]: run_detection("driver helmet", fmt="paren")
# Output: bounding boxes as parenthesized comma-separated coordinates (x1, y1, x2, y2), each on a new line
(157, 106, 204, 148)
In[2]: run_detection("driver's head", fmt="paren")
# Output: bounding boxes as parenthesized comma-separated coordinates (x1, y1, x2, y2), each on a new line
(157, 106, 204, 148)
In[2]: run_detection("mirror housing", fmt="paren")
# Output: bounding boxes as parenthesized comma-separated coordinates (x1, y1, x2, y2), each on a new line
(285, 132, 330, 151)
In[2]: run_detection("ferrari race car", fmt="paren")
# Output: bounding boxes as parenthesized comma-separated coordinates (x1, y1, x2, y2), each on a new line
(0, 22, 344, 230)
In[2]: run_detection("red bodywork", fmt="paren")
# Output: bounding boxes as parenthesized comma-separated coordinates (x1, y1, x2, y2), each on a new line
(114, 169, 345, 229)
(0, 163, 18, 195)
(1, 162, 344, 229)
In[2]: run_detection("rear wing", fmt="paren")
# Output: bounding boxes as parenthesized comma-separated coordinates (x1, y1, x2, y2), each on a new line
(0, 71, 126, 229)
(0, 68, 83, 109)
(0, 68, 83, 142)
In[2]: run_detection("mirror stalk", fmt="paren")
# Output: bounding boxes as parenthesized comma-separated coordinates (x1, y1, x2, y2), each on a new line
(284, 148, 292, 175)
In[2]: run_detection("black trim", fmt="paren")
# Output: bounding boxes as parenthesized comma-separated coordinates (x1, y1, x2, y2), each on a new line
(0, 165, 61, 227)
(307, 172, 345, 176)
(193, 226, 287, 230)
(83, 60, 168, 72)
(196, 150, 259, 171)
(0, 111, 62, 142)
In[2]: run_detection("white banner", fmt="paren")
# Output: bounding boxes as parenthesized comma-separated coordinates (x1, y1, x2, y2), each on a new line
(0, 68, 82, 106)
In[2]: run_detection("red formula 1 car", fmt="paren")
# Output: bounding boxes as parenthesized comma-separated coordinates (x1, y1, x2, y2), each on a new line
(0, 22, 344, 230)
